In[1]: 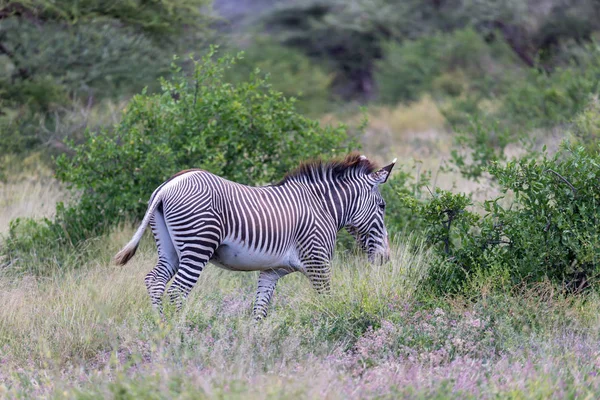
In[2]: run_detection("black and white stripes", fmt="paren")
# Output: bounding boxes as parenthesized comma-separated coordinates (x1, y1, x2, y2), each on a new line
(114, 153, 396, 319)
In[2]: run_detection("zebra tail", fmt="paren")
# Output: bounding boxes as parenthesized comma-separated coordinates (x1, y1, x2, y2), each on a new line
(113, 187, 164, 266)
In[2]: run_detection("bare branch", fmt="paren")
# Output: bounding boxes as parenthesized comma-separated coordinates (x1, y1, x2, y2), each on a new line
(545, 169, 577, 195)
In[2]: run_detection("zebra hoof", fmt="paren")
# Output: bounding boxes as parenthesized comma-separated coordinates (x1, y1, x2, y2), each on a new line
(252, 311, 267, 322)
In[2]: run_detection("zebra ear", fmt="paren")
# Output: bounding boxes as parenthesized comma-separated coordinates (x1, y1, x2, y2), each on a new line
(370, 158, 397, 185)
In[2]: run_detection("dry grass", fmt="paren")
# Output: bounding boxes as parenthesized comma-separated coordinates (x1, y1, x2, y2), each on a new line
(323, 96, 567, 204)
(324, 97, 500, 203)
(0, 230, 433, 396)
(1, 231, 600, 398)
(323, 96, 450, 164)
(0, 154, 68, 236)
(362, 96, 449, 159)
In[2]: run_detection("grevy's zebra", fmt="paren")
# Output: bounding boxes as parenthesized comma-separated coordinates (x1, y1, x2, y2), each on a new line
(114, 153, 396, 319)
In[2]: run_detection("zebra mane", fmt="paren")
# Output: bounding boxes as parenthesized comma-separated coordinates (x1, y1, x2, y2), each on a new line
(276, 152, 379, 186)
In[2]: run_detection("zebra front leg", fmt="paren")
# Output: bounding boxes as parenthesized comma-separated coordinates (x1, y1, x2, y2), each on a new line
(304, 263, 332, 295)
(300, 242, 334, 295)
(253, 269, 291, 320)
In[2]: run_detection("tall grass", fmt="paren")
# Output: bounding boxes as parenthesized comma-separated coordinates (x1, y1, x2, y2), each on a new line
(0, 154, 68, 236)
(0, 232, 429, 395)
(2, 227, 600, 398)
(1, 151, 599, 399)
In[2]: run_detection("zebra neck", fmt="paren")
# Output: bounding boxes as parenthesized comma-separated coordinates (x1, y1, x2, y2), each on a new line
(297, 179, 356, 231)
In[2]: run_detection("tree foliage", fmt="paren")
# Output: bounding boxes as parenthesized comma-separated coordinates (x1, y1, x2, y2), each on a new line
(260, 0, 600, 98)
(0, 0, 212, 154)
(3, 51, 353, 273)
(224, 37, 333, 116)
(0, 0, 210, 36)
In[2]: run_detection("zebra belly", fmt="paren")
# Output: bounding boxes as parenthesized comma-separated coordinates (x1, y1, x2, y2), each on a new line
(210, 241, 300, 272)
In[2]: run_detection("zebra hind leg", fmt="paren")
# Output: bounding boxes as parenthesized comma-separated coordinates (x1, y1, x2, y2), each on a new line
(253, 269, 292, 320)
(167, 240, 219, 311)
(145, 255, 178, 314)
(146, 211, 179, 314)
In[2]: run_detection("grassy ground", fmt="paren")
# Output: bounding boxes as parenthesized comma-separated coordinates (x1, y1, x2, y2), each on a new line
(1, 234, 600, 398)
(1, 110, 594, 399)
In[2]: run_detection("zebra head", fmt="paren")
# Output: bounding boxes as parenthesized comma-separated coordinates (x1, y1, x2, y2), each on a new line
(346, 157, 396, 264)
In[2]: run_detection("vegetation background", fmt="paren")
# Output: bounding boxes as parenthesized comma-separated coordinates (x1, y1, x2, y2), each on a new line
(2, 0, 600, 398)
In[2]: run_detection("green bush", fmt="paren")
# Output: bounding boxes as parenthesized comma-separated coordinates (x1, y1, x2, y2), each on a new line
(374, 28, 518, 104)
(224, 38, 333, 116)
(415, 143, 600, 294)
(500, 51, 600, 129)
(0, 0, 212, 155)
(2, 50, 353, 273)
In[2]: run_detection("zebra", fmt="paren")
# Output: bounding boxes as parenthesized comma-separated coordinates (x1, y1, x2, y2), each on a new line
(114, 152, 396, 319)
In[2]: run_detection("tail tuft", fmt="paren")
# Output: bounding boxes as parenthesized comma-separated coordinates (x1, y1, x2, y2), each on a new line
(113, 243, 139, 266)
(113, 181, 165, 266)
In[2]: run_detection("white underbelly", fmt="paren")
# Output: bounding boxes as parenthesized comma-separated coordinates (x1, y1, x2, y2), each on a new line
(210, 240, 300, 272)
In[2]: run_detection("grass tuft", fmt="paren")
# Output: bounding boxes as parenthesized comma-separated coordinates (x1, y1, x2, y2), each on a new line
(2, 228, 600, 398)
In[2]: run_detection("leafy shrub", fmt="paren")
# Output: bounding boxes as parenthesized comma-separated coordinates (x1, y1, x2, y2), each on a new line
(571, 96, 600, 153)
(375, 28, 518, 104)
(224, 38, 333, 116)
(500, 51, 600, 129)
(2, 50, 352, 273)
(415, 143, 600, 294)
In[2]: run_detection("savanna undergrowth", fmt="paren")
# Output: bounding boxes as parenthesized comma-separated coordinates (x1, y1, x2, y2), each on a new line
(1, 49, 353, 275)
(2, 229, 600, 399)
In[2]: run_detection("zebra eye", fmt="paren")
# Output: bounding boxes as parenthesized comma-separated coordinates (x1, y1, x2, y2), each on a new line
(378, 202, 386, 210)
